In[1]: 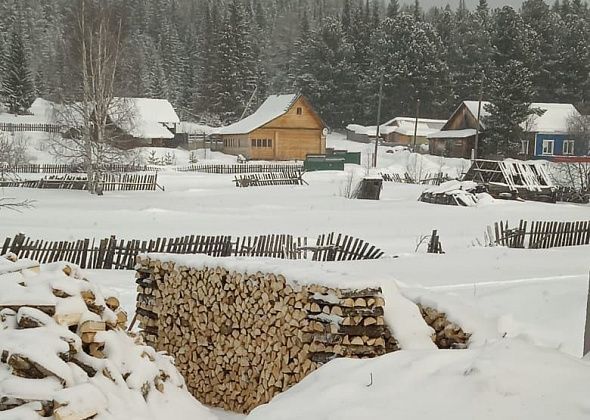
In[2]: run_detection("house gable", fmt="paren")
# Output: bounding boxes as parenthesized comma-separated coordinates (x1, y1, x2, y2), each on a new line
(442, 102, 484, 132)
(262, 96, 325, 131)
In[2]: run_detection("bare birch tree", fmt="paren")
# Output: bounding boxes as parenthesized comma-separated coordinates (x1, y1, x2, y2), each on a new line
(50, 0, 136, 194)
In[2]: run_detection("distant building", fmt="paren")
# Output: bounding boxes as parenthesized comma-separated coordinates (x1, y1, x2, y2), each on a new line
(346, 117, 445, 149)
(428, 101, 584, 160)
(110, 98, 180, 148)
(218, 94, 326, 160)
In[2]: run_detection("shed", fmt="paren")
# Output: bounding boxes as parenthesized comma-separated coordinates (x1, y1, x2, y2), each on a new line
(218, 94, 326, 161)
(462, 159, 555, 202)
(110, 98, 180, 148)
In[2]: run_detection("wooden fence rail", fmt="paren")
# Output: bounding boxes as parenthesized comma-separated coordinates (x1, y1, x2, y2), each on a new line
(380, 171, 452, 186)
(177, 163, 304, 174)
(0, 122, 63, 133)
(0, 173, 160, 192)
(1, 232, 384, 270)
(3, 163, 157, 174)
(234, 171, 307, 187)
(490, 219, 590, 249)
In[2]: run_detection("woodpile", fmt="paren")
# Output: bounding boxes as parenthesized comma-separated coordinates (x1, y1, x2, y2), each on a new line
(418, 304, 471, 349)
(135, 257, 399, 413)
(0, 256, 191, 420)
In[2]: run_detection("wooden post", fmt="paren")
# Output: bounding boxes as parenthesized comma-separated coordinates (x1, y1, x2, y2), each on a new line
(412, 98, 421, 151)
(373, 74, 383, 168)
(474, 71, 484, 160)
(584, 271, 590, 356)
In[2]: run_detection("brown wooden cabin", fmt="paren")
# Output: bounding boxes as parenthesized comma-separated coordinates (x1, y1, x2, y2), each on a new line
(218, 94, 326, 160)
(428, 101, 489, 159)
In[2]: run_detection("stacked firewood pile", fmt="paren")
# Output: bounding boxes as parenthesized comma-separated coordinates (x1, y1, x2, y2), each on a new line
(0, 257, 194, 419)
(418, 304, 471, 349)
(135, 256, 399, 413)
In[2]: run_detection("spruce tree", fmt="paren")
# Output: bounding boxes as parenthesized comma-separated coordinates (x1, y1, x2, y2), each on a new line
(1, 31, 35, 114)
(387, 0, 399, 18)
(483, 7, 540, 158)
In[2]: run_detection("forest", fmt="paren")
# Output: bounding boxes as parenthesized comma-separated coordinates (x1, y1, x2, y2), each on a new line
(0, 0, 589, 132)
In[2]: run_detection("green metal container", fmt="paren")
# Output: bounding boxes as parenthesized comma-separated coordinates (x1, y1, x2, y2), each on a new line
(304, 155, 345, 171)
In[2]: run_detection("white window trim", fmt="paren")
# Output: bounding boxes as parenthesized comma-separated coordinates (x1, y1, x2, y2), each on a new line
(520, 140, 529, 155)
(563, 139, 575, 155)
(542, 139, 554, 156)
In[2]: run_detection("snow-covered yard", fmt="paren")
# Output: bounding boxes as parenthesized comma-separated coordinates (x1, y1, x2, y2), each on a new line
(2, 134, 590, 419)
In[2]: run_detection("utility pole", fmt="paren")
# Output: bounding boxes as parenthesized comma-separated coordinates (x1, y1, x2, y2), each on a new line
(412, 97, 421, 151)
(373, 74, 383, 168)
(474, 71, 485, 160)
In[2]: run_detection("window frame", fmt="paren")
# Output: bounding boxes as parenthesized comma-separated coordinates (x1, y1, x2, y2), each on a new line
(542, 139, 554, 156)
(520, 140, 529, 155)
(563, 139, 575, 155)
(296, 107, 302, 115)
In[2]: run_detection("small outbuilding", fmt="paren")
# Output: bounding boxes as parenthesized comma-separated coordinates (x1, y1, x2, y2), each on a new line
(217, 94, 326, 161)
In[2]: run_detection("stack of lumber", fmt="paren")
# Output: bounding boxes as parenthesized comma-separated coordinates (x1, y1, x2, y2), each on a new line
(135, 256, 399, 413)
(0, 256, 199, 420)
(418, 304, 471, 349)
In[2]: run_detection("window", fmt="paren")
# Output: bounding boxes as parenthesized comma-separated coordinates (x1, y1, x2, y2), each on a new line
(296, 107, 302, 115)
(268, 139, 272, 148)
(262, 139, 267, 147)
(256, 139, 262, 147)
(563, 139, 575, 155)
(251, 139, 256, 147)
(520, 140, 529, 155)
(542, 139, 554, 155)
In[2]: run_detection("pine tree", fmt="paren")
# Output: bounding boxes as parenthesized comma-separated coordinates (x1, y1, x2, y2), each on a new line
(483, 7, 540, 158)
(387, 0, 399, 18)
(1, 30, 35, 114)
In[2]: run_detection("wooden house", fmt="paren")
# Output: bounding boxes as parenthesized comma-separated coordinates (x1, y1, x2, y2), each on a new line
(521, 103, 583, 160)
(429, 100, 584, 160)
(218, 94, 326, 160)
(427, 101, 487, 159)
(109, 98, 180, 148)
(346, 117, 445, 149)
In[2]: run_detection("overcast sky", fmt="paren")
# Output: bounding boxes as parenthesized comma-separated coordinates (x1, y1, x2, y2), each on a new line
(405, 0, 524, 8)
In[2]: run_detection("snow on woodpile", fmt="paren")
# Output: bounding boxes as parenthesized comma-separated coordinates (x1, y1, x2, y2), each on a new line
(419, 180, 481, 206)
(0, 258, 214, 420)
(247, 339, 590, 420)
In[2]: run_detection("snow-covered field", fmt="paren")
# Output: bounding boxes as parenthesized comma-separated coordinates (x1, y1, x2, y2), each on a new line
(2, 133, 590, 419)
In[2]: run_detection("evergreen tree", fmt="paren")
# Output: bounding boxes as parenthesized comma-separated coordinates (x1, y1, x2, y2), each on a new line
(1, 30, 35, 114)
(483, 7, 540, 158)
(387, 0, 399, 18)
(368, 14, 451, 119)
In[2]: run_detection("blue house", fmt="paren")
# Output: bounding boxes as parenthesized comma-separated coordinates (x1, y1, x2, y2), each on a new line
(523, 103, 583, 159)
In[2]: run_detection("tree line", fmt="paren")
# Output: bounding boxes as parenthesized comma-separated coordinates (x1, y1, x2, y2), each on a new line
(0, 0, 589, 139)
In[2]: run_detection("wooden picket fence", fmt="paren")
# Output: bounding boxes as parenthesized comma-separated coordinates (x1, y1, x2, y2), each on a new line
(177, 163, 304, 174)
(0, 173, 160, 191)
(1, 232, 385, 270)
(234, 171, 307, 187)
(380, 171, 452, 186)
(490, 219, 590, 249)
(0, 122, 62, 133)
(4, 163, 156, 174)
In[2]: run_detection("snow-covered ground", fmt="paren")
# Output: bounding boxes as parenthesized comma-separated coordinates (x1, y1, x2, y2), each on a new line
(2, 133, 590, 419)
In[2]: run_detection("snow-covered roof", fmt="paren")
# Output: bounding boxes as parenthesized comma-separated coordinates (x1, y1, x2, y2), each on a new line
(428, 128, 478, 139)
(177, 122, 218, 135)
(218, 94, 299, 135)
(525, 103, 581, 133)
(347, 120, 440, 138)
(458, 101, 579, 134)
(119, 98, 179, 124)
(384, 117, 447, 129)
(111, 98, 179, 139)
